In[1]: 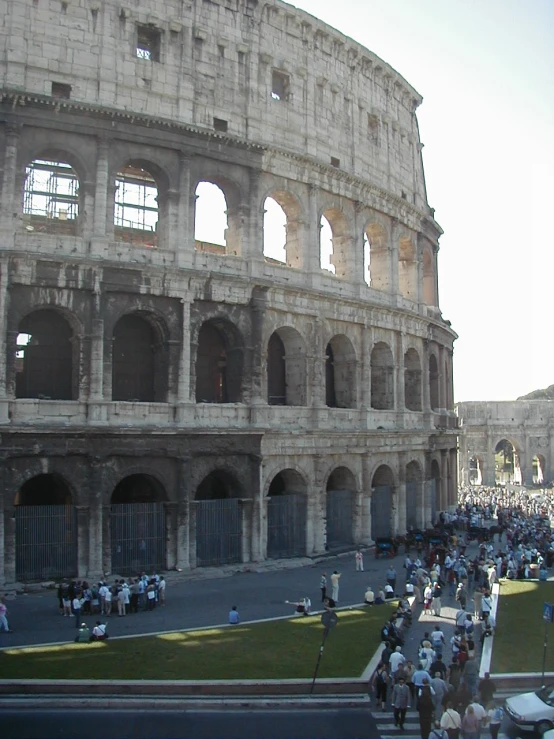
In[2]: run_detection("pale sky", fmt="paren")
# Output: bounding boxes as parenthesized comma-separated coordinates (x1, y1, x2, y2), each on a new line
(288, 0, 554, 403)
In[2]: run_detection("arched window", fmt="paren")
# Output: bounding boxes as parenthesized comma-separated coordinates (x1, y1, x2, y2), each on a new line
(371, 465, 394, 539)
(320, 214, 335, 274)
(364, 223, 390, 291)
(326, 466, 356, 548)
(423, 249, 435, 305)
(267, 469, 307, 558)
(114, 164, 159, 247)
(320, 208, 349, 278)
(16, 310, 74, 400)
(405, 461, 423, 530)
(112, 314, 167, 402)
(267, 332, 286, 405)
(263, 191, 303, 268)
(23, 159, 80, 235)
(326, 335, 356, 408)
(195, 320, 243, 403)
(398, 236, 417, 300)
(404, 348, 422, 411)
(429, 354, 439, 411)
(195, 182, 229, 254)
(371, 342, 394, 410)
(267, 328, 306, 406)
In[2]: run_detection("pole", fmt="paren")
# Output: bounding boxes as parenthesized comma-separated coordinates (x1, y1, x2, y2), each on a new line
(542, 617, 549, 688)
(310, 627, 329, 695)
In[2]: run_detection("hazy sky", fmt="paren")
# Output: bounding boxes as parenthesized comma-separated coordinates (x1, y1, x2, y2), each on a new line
(289, 0, 554, 403)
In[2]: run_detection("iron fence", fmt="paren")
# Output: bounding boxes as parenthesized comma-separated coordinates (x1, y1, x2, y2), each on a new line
(110, 502, 166, 576)
(267, 494, 307, 558)
(15, 505, 77, 581)
(196, 498, 242, 566)
(326, 489, 354, 548)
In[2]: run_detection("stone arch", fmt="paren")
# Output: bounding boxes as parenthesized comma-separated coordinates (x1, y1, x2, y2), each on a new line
(15, 309, 77, 400)
(325, 334, 357, 408)
(112, 311, 169, 402)
(326, 466, 356, 549)
(113, 159, 169, 248)
(110, 473, 167, 503)
(364, 221, 390, 291)
(14, 473, 77, 581)
(444, 356, 452, 410)
(371, 464, 395, 539)
(404, 347, 422, 411)
(371, 341, 394, 410)
(494, 438, 522, 485)
(429, 353, 439, 411)
(193, 174, 243, 256)
(195, 469, 243, 566)
(423, 249, 435, 305)
(398, 235, 417, 301)
(405, 460, 423, 530)
(262, 189, 304, 268)
(320, 206, 350, 278)
(195, 318, 244, 403)
(267, 326, 307, 406)
(430, 458, 441, 524)
(22, 151, 84, 236)
(266, 468, 307, 558)
(532, 453, 546, 484)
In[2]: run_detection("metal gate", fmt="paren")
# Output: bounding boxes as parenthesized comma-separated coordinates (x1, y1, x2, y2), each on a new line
(196, 498, 242, 566)
(110, 502, 166, 576)
(406, 481, 418, 530)
(15, 505, 77, 581)
(371, 485, 393, 539)
(267, 494, 306, 558)
(326, 489, 353, 549)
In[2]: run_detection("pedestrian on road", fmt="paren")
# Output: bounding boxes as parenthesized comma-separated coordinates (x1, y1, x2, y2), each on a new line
(228, 605, 240, 624)
(355, 549, 364, 572)
(330, 570, 341, 602)
(478, 672, 496, 705)
(371, 663, 389, 711)
(440, 701, 462, 739)
(462, 656, 479, 698)
(320, 573, 327, 602)
(72, 596, 82, 628)
(432, 582, 442, 616)
(0, 597, 11, 633)
(417, 679, 435, 739)
(386, 565, 397, 594)
(391, 675, 411, 730)
(485, 701, 504, 739)
(461, 705, 480, 739)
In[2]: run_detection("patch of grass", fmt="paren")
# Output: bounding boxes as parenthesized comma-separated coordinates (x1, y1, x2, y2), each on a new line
(492, 580, 554, 673)
(0, 605, 395, 680)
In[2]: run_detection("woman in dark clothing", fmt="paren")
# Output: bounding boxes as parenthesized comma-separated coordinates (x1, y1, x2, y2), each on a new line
(417, 680, 435, 739)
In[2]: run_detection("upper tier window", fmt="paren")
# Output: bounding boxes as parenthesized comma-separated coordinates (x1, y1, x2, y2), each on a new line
(271, 71, 290, 101)
(137, 24, 161, 62)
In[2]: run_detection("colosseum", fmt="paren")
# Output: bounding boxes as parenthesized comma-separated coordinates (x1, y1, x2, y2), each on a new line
(0, 0, 458, 584)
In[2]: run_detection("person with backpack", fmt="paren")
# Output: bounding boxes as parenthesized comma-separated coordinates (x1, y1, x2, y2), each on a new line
(371, 663, 389, 711)
(484, 701, 504, 739)
(417, 679, 436, 739)
(430, 723, 449, 739)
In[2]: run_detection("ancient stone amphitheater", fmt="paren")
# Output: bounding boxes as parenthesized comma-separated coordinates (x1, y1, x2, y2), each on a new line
(0, 0, 457, 583)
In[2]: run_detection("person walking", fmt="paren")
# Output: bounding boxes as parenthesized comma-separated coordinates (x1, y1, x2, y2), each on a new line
(417, 679, 436, 739)
(371, 663, 389, 711)
(320, 572, 327, 602)
(432, 582, 442, 616)
(331, 570, 341, 602)
(355, 549, 364, 572)
(461, 705, 480, 739)
(386, 565, 397, 594)
(72, 595, 82, 628)
(462, 656, 479, 698)
(391, 676, 411, 730)
(485, 701, 504, 739)
(0, 597, 11, 633)
(440, 701, 462, 739)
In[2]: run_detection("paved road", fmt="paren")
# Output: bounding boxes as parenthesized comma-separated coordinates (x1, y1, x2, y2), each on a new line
(2, 707, 379, 739)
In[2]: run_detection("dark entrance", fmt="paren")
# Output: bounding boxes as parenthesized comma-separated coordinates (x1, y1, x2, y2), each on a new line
(15, 474, 77, 581)
(266, 470, 307, 558)
(110, 475, 166, 575)
(371, 466, 394, 539)
(112, 314, 160, 402)
(325, 467, 355, 549)
(405, 461, 421, 530)
(195, 471, 242, 566)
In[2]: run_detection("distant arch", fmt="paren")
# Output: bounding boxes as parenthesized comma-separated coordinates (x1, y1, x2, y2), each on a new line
(320, 207, 349, 278)
(326, 466, 356, 549)
(371, 465, 395, 539)
(267, 327, 306, 406)
(263, 190, 303, 268)
(371, 342, 394, 410)
(398, 236, 417, 301)
(364, 222, 390, 291)
(404, 348, 422, 411)
(325, 334, 357, 408)
(195, 318, 244, 403)
(429, 354, 439, 411)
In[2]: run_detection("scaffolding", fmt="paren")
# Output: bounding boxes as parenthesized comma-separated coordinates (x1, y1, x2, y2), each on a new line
(114, 166, 158, 232)
(24, 160, 79, 225)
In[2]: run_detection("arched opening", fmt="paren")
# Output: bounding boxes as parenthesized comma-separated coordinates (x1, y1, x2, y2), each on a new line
(468, 455, 482, 485)
(195, 319, 243, 403)
(195, 470, 242, 566)
(398, 236, 417, 300)
(404, 348, 422, 411)
(114, 163, 160, 248)
(14, 474, 77, 581)
(23, 158, 80, 235)
(16, 310, 75, 400)
(364, 223, 390, 291)
(263, 191, 303, 268)
(429, 354, 439, 411)
(267, 469, 307, 558)
(494, 439, 521, 485)
(320, 208, 349, 278)
(371, 465, 394, 540)
(112, 314, 167, 402)
(405, 461, 422, 530)
(533, 454, 546, 485)
(326, 467, 356, 549)
(423, 249, 435, 305)
(110, 474, 166, 575)
(267, 327, 306, 406)
(430, 459, 441, 524)
(326, 335, 357, 408)
(371, 342, 394, 410)
(194, 182, 229, 255)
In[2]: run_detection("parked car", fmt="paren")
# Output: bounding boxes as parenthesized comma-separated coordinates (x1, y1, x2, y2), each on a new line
(506, 685, 554, 735)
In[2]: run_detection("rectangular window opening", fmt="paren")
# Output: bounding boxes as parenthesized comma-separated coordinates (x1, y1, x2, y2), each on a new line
(271, 70, 290, 101)
(331, 157, 340, 168)
(51, 82, 71, 99)
(213, 118, 228, 133)
(136, 24, 161, 62)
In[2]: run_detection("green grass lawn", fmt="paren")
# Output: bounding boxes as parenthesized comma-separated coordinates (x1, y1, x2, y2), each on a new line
(492, 580, 554, 673)
(0, 605, 394, 681)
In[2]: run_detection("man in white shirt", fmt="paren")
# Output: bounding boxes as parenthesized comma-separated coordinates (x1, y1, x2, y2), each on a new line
(98, 583, 109, 615)
(91, 621, 108, 641)
(389, 646, 406, 677)
(465, 697, 487, 729)
(330, 571, 341, 602)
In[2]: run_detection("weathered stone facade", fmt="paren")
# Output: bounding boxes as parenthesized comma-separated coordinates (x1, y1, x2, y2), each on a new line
(457, 401, 554, 487)
(0, 0, 457, 584)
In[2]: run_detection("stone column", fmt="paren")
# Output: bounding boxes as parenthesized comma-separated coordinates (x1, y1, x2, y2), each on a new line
(164, 502, 178, 571)
(308, 456, 326, 554)
(76, 505, 90, 578)
(0, 462, 6, 584)
(438, 345, 446, 411)
(174, 153, 194, 268)
(361, 454, 373, 544)
(360, 327, 372, 428)
(0, 264, 10, 423)
(306, 185, 321, 280)
(312, 318, 325, 408)
(390, 218, 400, 297)
(81, 181, 95, 241)
(240, 498, 253, 563)
(422, 340, 431, 413)
(423, 452, 433, 528)
(3, 505, 15, 584)
(241, 168, 263, 266)
(440, 449, 448, 511)
(175, 457, 191, 570)
(0, 126, 20, 239)
(175, 300, 191, 423)
(396, 331, 405, 414)
(416, 232, 425, 309)
(87, 458, 104, 580)
(91, 139, 110, 255)
(248, 288, 267, 406)
(396, 453, 407, 535)
(352, 201, 366, 290)
(188, 502, 197, 568)
(101, 504, 111, 576)
(449, 448, 458, 507)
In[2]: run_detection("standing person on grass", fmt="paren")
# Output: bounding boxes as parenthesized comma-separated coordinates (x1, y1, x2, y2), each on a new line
(320, 572, 327, 602)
